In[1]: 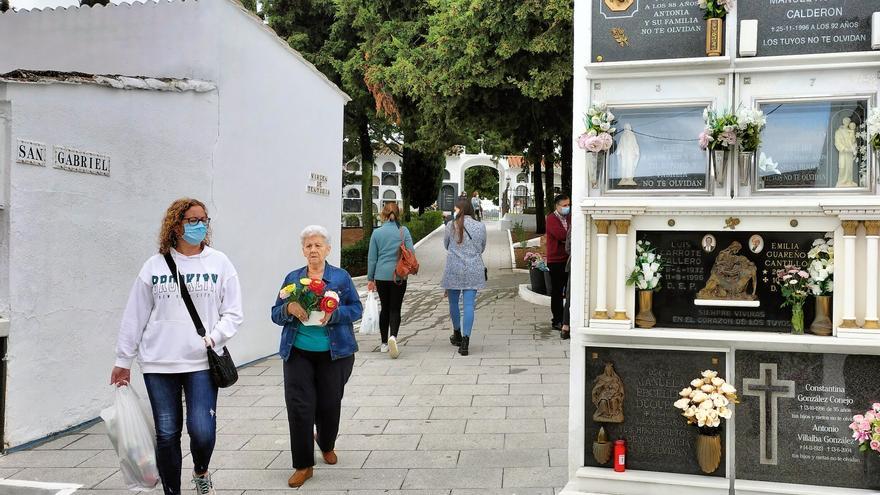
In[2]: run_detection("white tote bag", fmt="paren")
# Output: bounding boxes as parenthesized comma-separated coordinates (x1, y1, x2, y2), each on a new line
(100, 385, 160, 490)
(360, 292, 380, 335)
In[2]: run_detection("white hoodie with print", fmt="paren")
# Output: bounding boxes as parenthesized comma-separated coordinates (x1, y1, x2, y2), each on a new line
(115, 247, 243, 374)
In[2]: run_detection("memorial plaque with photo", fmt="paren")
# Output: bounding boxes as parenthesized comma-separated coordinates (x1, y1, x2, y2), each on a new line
(736, 350, 880, 489)
(757, 100, 869, 190)
(606, 106, 709, 191)
(738, 0, 875, 57)
(591, 0, 709, 63)
(584, 347, 726, 476)
(637, 230, 823, 331)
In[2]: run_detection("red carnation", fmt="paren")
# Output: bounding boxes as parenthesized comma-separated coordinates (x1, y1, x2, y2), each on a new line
(309, 279, 326, 295)
(320, 296, 338, 314)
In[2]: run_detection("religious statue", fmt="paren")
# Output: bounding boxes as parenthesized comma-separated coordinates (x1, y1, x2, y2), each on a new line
(696, 241, 758, 301)
(835, 117, 858, 188)
(616, 123, 640, 186)
(591, 362, 625, 423)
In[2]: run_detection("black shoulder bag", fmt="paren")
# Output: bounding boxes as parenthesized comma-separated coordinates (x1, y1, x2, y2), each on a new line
(164, 253, 238, 388)
(463, 226, 488, 281)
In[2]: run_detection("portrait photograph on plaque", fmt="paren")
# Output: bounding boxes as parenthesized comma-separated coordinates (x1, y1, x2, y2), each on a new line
(754, 99, 870, 192)
(605, 105, 710, 193)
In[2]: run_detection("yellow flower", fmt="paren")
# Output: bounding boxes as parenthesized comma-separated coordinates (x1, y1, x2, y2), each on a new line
(300, 278, 311, 286)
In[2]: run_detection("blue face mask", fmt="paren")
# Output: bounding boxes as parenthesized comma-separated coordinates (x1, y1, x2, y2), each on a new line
(182, 222, 207, 246)
(560, 206, 571, 216)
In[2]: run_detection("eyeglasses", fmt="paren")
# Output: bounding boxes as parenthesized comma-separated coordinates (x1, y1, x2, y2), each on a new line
(183, 217, 211, 226)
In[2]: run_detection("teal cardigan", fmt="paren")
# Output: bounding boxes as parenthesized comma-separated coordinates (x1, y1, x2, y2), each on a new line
(367, 221, 414, 281)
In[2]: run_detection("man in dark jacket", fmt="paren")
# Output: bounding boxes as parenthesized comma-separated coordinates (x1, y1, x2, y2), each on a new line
(545, 194, 571, 330)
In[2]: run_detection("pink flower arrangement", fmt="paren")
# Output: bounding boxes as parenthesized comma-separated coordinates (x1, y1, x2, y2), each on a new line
(577, 101, 617, 154)
(850, 403, 880, 454)
(699, 130, 714, 151)
(718, 129, 738, 147)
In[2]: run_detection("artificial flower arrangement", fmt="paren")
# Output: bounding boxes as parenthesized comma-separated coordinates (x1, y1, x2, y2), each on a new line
(577, 101, 617, 154)
(868, 108, 880, 152)
(674, 370, 738, 429)
(699, 107, 738, 152)
(698, 0, 734, 18)
(524, 252, 550, 272)
(279, 278, 340, 324)
(774, 265, 811, 334)
(626, 240, 663, 291)
(850, 403, 880, 455)
(807, 236, 834, 296)
(735, 107, 766, 153)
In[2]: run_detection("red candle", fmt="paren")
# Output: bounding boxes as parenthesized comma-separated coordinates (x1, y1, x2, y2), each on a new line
(613, 439, 626, 472)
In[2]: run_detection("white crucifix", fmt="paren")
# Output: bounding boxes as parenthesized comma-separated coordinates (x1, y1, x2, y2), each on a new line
(743, 363, 795, 465)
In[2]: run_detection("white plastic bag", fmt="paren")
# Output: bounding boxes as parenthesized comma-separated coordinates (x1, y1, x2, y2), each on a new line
(100, 385, 160, 491)
(360, 292, 380, 335)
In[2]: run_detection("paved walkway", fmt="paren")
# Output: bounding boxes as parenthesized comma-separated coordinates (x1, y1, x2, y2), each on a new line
(0, 222, 569, 495)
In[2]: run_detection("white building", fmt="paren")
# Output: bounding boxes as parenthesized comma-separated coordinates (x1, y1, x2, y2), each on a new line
(341, 151, 562, 226)
(0, 0, 348, 448)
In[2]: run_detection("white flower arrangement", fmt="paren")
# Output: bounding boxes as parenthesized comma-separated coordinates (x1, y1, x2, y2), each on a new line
(807, 235, 834, 296)
(626, 240, 663, 291)
(674, 370, 738, 429)
(735, 107, 766, 152)
(577, 101, 617, 153)
(867, 108, 880, 151)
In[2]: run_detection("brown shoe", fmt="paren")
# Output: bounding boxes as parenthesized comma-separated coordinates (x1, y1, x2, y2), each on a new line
(322, 450, 338, 465)
(288, 467, 313, 488)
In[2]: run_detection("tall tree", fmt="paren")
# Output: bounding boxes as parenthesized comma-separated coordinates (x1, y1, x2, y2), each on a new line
(464, 167, 500, 204)
(80, 0, 110, 6)
(0, 0, 9, 13)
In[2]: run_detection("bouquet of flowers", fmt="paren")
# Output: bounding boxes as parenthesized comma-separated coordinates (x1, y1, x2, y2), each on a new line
(626, 240, 663, 291)
(850, 403, 880, 454)
(524, 252, 549, 272)
(698, 0, 734, 19)
(577, 101, 617, 154)
(674, 370, 738, 430)
(868, 108, 880, 151)
(807, 236, 834, 296)
(699, 107, 739, 151)
(774, 265, 811, 334)
(735, 107, 766, 152)
(279, 278, 340, 321)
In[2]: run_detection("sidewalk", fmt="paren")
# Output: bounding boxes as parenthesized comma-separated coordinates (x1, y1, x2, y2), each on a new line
(0, 222, 570, 495)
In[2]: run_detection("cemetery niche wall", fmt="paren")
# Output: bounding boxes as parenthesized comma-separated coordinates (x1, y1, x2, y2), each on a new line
(566, 0, 880, 494)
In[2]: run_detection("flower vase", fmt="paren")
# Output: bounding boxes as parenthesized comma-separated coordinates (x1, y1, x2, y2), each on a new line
(865, 452, 880, 489)
(809, 295, 832, 336)
(790, 303, 805, 335)
(635, 290, 656, 329)
(529, 267, 547, 295)
(589, 152, 606, 188)
(738, 151, 755, 187)
(695, 433, 722, 474)
(712, 149, 727, 185)
(705, 18, 723, 57)
(304, 310, 326, 326)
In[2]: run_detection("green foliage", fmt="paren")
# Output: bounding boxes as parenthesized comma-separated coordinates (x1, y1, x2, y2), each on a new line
(340, 238, 369, 277)
(343, 170, 360, 186)
(401, 147, 445, 215)
(512, 221, 526, 247)
(343, 215, 360, 227)
(465, 167, 499, 204)
(403, 211, 444, 244)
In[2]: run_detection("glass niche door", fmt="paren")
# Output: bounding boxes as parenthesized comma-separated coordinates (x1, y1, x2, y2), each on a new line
(604, 104, 712, 195)
(754, 98, 873, 193)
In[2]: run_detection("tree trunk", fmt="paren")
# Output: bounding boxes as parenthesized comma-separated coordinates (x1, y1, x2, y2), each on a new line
(358, 116, 375, 236)
(531, 147, 546, 235)
(543, 139, 556, 214)
(561, 136, 572, 197)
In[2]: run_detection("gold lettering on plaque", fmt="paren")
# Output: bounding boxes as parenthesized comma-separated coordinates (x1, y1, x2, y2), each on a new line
(592, 362, 625, 423)
(696, 241, 758, 301)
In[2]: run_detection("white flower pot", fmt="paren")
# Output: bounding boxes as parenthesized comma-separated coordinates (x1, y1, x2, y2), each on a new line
(303, 311, 326, 326)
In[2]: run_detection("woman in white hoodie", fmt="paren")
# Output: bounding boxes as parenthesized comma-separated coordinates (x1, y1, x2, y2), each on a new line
(110, 198, 243, 495)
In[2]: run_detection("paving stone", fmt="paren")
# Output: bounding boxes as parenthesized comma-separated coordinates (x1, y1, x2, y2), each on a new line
(62, 435, 113, 450)
(465, 419, 545, 434)
(506, 407, 568, 419)
(0, 450, 99, 468)
(339, 419, 388, 435)
(457, 449, 549, 468)
(545, 418, 568, 433)
(364, 450, 458, 469)
(399, 395, 473, 407)
(504, 433, 568, 450)
(33, 434, 86, 450)
(217, 420, 289, 435)
(446, 366, 510, 375)
(549, 449, 567, 467)
(429, 407, 505, 420)
(333, 434, 422, 451)
(353, 407, 432, 420)
(452, 489, 552, 495)
(440, 385, 508, 396)
(471, 395, 543, 407)
(372, 385, 443, 396)
(214, 468, 408, 490)
(417, 434, 504, 451)
(402, 468, 503, 489)
(217, 395, 263, 407)
(183, 450, 280, 469)
(476, 374, 542, 384)
(266, 450, 369, 470)
(502, 467, 568, 488)
(341, 395, 403, 407)
(412, 375, 477, 385)
(215, 406, 285, 420)
(11, 467, 117, 488)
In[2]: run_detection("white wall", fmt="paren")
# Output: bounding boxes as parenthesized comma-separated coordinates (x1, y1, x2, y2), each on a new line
(3, 82, 218, 447)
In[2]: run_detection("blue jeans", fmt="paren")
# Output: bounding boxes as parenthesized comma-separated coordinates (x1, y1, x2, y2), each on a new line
(143, 370, 218, 495)
(448, 289, 477, 336)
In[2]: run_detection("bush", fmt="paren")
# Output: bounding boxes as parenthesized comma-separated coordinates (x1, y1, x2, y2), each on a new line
(343, 215, 360, 227)
(512, 221, 526, 246)
(404, 211, 444, 244)
(340, 238, 369, 277)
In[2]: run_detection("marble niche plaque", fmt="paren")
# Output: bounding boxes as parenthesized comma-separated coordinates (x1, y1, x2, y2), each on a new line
(638, 230, 823, 331)
(585, 347, 726, 476)
(736, 350, 880, 489)
(591, 0, 708, 63)
(738, 0, 876, 57)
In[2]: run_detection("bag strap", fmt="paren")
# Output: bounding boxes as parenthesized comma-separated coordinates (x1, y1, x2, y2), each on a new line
(163, 253, 206, 337)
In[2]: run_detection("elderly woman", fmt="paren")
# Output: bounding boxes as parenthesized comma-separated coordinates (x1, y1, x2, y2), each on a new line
(271, 225, 362, 488)
(443, 198, 487, 356)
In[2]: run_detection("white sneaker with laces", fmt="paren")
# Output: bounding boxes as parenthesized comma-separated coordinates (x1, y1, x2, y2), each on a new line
(388, 336, 400, 359)
(192, 472, 216, 495)
(380, 344, 389, 353)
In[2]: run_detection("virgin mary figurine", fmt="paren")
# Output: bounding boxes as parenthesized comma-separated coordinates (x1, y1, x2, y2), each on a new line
(616, 123, 640, 186)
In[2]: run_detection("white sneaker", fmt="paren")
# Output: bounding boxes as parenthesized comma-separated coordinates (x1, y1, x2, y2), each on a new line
(380, 344, 389, 353)
(192, 472, 216, 495)
(388, 336, 400, 359)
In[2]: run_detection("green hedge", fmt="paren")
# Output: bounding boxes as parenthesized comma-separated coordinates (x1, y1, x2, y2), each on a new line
(340, 211, 444, 277)
(404, 211, 444, 244)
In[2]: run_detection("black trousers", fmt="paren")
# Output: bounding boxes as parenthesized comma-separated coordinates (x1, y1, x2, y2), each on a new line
(283, 347, 355, 469)
(548, 262, 569, 326)
(562, 273, 571, 326)
(376, 279, 407, 343)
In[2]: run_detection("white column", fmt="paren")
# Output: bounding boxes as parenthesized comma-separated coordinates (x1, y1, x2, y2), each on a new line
(841, 220, 860, 328)
(614, 220, 630, 320)
(593, 220, 610, 319)
(864, 221, 880, 329)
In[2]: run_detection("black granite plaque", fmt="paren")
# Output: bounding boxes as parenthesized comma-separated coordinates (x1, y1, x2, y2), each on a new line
(584, 347, 727, 476)
(637, 230, 824, 332)
(591, 0, 711, 63)
(738, 0, 875, 57)
(736, 350, 880, 489)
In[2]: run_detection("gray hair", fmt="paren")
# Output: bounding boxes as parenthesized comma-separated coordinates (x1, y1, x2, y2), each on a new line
(300, 225, 331, 246)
